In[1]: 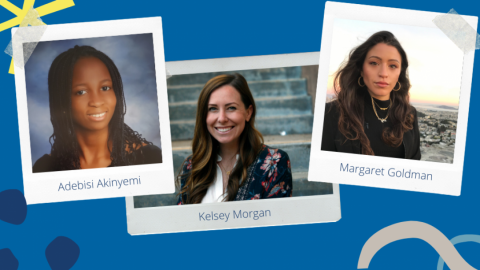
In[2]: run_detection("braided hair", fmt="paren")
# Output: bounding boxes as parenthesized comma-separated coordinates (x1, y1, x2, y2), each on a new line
(48, 45, 152, 170)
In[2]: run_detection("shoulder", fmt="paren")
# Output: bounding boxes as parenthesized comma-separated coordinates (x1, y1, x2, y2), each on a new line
(409, 105, 419, 119)
(409, 105, 417, 114)
(181, 155, 193, 173)
(257, 145, 291, 165)
(32, 154, 56, 173)
(135, 145, 163, 164)
(324, 101, 340, 120)
(325, 100, 338, 110)
(325, 100, 340, 112)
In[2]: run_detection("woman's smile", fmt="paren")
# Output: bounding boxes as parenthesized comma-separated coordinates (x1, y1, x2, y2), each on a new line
(87, 111, 108, 121)
(215, 126, 234, 133)
(206, 85, 252, 146)
(70, 57, 117, 131)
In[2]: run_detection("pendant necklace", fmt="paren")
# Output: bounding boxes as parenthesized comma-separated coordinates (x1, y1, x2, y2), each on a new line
(371, 97, 389, 123)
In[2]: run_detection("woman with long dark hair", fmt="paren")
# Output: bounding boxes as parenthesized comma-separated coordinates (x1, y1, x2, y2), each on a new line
(322, 31, 421, 159)
(177, 73, 292, 204)
(33, 45, 162, 172)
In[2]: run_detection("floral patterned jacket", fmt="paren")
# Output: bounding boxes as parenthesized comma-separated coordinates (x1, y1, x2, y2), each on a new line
(177, 145, 293, 204)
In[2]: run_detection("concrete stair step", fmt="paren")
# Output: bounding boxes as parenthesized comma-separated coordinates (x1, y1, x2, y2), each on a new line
(170, 114, 313, 141)
(133, 171, 333, 208)
(167, 67, 302, 86)
(169, 95, 313, 121)
(167, 78, 308, 103)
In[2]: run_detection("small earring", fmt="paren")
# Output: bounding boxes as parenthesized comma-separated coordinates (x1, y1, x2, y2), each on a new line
(358, 76, 365, 87)
(393, 81, 401, 91)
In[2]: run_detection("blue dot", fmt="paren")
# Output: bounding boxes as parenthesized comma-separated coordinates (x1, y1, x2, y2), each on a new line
(0, 190, 27, 225)
(45, 236, 80, 270)
(0, 248, 19, 270)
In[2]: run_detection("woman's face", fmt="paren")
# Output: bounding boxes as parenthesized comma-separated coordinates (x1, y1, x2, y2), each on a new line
(206, 85, 253, 148)
(70, 57, 117, 132)
(361, 43, 402, 100)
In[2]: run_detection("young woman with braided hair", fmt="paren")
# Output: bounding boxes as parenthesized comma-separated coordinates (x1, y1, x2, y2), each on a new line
(33, 45, 162, 172)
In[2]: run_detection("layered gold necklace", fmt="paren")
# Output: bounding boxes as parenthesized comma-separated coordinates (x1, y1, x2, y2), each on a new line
(371, 97, 391, 123)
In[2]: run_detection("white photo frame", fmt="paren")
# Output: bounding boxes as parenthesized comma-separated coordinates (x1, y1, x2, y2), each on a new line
(309, 2, 476, 195)
(126, 52, 341, 235)
(13, 17, 175, 204)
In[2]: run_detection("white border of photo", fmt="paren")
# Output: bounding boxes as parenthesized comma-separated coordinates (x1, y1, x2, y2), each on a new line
(13, 17, 175, 204)
(126, 52, 341, 235)
(309, 2, 476, 196)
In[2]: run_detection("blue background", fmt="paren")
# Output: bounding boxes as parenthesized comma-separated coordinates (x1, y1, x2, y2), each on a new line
(1, 0, 479, 269)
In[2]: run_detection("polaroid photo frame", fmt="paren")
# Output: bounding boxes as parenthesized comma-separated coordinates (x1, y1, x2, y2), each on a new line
(126, 52, 341, 234)
(309, 2, 476, 195)
(13, 17, 175, 204)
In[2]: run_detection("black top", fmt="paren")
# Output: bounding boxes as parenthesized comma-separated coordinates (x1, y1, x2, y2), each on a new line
(364, 95, 405, 158)
(32, 145, 163, 173)
(321, 94, 421, 160)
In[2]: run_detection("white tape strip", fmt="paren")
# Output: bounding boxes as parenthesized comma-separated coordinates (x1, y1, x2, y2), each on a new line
(433, 9, 480, 53)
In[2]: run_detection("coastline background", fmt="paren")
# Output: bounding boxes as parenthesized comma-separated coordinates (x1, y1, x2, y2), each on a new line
(326, 19, 461, 163)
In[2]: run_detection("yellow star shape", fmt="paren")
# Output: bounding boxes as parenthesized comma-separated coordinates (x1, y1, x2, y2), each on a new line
(0, 0, 75, 73)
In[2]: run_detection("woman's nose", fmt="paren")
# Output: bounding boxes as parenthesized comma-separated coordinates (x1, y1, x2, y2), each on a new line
(88, 92, 104, 107)
(217, 109, 228, 123)
(378, 64, 388, 78)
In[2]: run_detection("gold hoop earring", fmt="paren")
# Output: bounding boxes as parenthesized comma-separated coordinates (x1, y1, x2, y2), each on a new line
(358, 76, 365, 87)
(393, 81, 401, 91)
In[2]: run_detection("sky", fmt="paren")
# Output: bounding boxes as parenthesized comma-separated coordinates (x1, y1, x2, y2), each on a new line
(24, 34, 162, 164)
(327, 18, 464, 107)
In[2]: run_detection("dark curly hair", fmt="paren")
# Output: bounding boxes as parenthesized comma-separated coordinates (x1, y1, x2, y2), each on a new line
(47, 45, 152, 170)
(333, 31, 414, 155)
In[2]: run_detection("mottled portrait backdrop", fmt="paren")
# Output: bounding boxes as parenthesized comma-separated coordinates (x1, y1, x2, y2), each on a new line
(24, 34, 162, 164)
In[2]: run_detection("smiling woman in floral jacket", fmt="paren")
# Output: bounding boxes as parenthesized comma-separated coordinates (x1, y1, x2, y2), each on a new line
(177, 74, 293, 204)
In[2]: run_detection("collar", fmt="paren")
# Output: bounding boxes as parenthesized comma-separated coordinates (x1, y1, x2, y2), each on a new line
(217, 154, 239, 162)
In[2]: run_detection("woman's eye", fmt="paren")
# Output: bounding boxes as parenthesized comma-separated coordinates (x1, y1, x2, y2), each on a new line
(390, 65, 398, 69)
(75, 90, 87, 96)
(227, 106, 237, 111)
(369, 61, 378, 66)
(208, 107, 217, 112)
(101, 86, 111, 91)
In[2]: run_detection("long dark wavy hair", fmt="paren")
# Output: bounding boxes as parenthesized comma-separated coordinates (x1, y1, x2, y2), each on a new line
(48, 45, 152, 170)
(178, 73, 264, 204)
(333, 31, 414, 155)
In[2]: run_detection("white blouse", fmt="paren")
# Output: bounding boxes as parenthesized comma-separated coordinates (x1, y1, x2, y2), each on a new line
(201, 154, 239, 204)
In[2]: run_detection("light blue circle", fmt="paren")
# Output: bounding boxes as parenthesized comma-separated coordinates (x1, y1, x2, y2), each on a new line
(437, 234, 480, 270)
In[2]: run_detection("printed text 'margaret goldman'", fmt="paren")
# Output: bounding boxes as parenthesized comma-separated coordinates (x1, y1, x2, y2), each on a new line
(340, 163, 432, 180)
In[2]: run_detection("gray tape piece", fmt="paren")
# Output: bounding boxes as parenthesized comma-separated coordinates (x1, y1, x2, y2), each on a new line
(165, 67, 172, 79)
(11, 7, 47, 68)
(433, 9, 480, 53)
(4, 40, 13, 57)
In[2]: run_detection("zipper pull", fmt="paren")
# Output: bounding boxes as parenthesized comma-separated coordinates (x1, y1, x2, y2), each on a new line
(366, 122, 369, 129)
